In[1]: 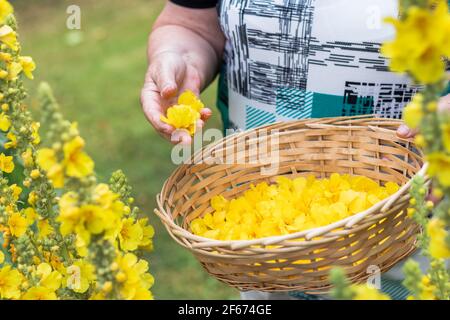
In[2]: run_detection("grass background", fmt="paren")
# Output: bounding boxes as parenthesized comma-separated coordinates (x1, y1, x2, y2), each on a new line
(13, 0, 238, 299)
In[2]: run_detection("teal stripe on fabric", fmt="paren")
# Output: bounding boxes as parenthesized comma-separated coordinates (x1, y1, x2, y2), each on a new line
(245, 105, 276, 129)
(310, 92, 345, 118)
(276, 88, 314, 119)
(443, 82, 450, 96)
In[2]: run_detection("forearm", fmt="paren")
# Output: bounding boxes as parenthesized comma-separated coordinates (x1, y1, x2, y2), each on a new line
(148, 4, 225, 90)
(149, 26, 219, 89)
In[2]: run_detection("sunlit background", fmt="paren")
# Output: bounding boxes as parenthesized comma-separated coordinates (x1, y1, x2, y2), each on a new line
(13, 0, 237, 299)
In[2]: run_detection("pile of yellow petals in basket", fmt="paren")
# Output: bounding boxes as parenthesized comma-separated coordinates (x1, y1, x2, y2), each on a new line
(190, 174, 400, 240)
(160, 90, 204, 135)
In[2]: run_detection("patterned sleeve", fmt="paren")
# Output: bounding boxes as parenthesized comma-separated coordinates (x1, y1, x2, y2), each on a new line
(170, 0, 218, 8)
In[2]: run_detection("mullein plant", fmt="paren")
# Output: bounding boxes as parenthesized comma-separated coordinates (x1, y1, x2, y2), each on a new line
(331, 0, 450, 300)
(0, 1, 154, 300)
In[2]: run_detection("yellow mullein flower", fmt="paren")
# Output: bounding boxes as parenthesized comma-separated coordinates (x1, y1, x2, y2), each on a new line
(18, 56, 36, 79)
(8, 212, 27, 237)
(427, 218, 450, 259)
(0, 152, 14, 173)
(0, 25, 18, 51)
(66, 260, 96, 293)
(57, 192, 80, 235)
(381, 2, 450, 84)
(0, 251, 4, 264)
(177, 90, 204, 112)
(119, 218, 144, 251)
(115, 253, 154, 300)
(37, 219, 53, 239)
(63, 136, 94, 178)
(0, 52, 12, 62)
(0, 266, 23, 299)
(10, 184, 21, 201)
(160, 90, 205, 136)
(441, 122, 450, 153)
(0, 112, 10, 131)
(22, 286, 57, 300)
(36, 148, 64, 187)
(7, 61, 22, 81)
(138, 218, 155, 250)
(27, 191, 37, 206)
(160, 104, 200, 135)
(427, 152, 450, 186)
(0, 0, 13, 24)
(31, 122, 40, 144)
(4, 131, 16, 149)
(36, 263, 62, 292)
(21, 148, 34, 167)
(352, 285, 391, 300)
(24, 207, 37, 226)
(402, 94, 423, 129)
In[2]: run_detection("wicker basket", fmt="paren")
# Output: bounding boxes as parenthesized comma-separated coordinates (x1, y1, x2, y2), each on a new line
(155, 116, 427, 294)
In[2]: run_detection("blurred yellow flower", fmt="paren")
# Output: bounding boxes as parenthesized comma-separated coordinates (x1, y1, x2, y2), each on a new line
(22, 286, 57, 300)
(37, 136, 94, 187)
(63, 136, 94, 178)
(353, 285, 390, 300)
(0, 25, 18, 51)
(0, 0, 13, 24)
(427, 218, 450, 259)
(7, 61, 22, 80)
(381, 2, 450, 84)
(0, 265, 22, 299)
(0, 152, 14, 173)
(8, 212, 27, 237)
(37, 219, 53, 239)
(66, 260, 96, 293)
(427, 152, 450, 186)
(402, 94, 423, 129)
(0, 112, 10, 131)
(18, 56, 36, 79)
(4, 131, 16, 149)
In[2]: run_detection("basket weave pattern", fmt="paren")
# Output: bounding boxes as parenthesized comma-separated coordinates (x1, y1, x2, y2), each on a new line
(155, 116, 426, 293)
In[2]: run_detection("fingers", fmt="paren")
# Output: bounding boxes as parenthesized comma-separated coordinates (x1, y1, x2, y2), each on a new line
(140, 79, 175, 136)
(397, 124, 417, 139)
(171, 129, 192, 145)
(151, 62, 181, 99)
(438, 94, 450, 112)
(200, 108, 212, 121)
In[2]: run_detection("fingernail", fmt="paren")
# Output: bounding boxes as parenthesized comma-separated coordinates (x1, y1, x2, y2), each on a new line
(397, 125, 410, 136)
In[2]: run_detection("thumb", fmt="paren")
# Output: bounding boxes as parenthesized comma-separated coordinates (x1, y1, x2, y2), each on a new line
(397, 124, 417, 138)
(151, 60, 184, 99)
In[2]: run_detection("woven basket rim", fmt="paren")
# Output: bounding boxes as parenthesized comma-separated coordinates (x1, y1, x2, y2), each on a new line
(155, 115, 428, 249)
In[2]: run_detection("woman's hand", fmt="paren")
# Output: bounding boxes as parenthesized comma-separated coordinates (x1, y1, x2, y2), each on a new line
(141, 2, 225, 144)
(141, 51, 212, 144)
(397, 94, 450, 139)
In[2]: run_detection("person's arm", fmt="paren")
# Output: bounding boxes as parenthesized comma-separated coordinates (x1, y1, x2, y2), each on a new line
(141, 1, 225, 144)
